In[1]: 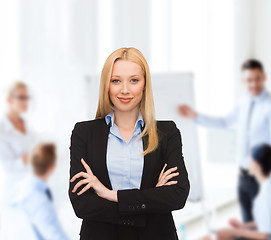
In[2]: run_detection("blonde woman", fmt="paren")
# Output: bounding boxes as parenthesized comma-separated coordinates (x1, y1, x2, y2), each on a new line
(69, 47, 190, 240)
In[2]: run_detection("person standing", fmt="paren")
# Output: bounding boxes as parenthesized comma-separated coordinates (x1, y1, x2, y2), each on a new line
(0, 81, 39, 222)
(69, 47, 190, 240)
(178, 59, 271, 222)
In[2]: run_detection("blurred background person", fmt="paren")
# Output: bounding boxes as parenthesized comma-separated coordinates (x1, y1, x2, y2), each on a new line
(178, 59, 271, 223)
(199, 143, 271, 240)
(1, 142, 69, 240)
(0, 81, 39, 217)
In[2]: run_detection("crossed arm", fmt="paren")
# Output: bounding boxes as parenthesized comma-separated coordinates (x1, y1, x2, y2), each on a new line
(70, 159, 179, 202)
(68, 121, 190, 224)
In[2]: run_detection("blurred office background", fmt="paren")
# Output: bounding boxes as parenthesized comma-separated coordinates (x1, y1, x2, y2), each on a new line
(1, 0, 271, 239)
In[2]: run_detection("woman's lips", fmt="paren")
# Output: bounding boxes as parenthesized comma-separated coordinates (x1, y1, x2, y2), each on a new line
(118, 97, 132, 103)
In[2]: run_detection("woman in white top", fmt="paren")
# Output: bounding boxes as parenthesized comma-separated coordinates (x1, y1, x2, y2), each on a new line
(200, 143, 271, 240)
(0, 81, 38, 210)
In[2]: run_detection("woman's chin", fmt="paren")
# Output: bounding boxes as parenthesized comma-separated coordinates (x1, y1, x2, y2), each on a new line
(113, 105, 138, 113)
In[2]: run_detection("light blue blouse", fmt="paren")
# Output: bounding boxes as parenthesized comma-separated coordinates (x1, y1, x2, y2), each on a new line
(105, 110, 144, 190)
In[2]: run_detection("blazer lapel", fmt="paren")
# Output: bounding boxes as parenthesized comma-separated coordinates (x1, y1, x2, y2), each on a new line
(91, 119, 113, 190)
(139, 124, 157, 190)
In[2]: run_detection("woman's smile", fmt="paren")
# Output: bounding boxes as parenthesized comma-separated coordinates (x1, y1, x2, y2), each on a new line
(118, 97, 133, 103)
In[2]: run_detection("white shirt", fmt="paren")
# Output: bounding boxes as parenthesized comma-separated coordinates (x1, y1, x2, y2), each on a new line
(194, 88, 271, 169)
(1, 171, 69, 240)
(253, 175, 271, 234)
(0, 113, 39, 207)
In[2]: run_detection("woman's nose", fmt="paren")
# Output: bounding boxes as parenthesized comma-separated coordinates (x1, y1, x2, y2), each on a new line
(121, 82, 129, 93)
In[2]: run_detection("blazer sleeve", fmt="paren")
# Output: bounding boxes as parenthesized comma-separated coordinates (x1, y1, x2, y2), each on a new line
(116, 120, 190, 215)
(68, 122, 146, 226)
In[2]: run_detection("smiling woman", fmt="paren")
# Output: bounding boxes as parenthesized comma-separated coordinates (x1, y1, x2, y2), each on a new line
(110, 60, 144, 109)
(68, 47, 190, 240)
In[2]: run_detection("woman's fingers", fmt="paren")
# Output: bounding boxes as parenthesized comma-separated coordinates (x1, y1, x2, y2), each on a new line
(158, 163, 167, 180)
(163, 166, 178, 177)
(77, 183, 91, 195)
(160, 167, 178, 183)
(72, 179, 89, 193)
(164, 180, 178, 186)
(159, 172, 179, 186)
(70, 171, 89, 182)
(156, 165, 179, 187)
(158, 164, 176, 181)
(164, 172, 179, 182)
(69, 160, 100, 195)
(70, 158, 93, 183)
(81, 158, 93, 175)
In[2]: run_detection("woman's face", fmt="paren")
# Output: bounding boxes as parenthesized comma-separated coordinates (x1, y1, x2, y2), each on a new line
(109, 59, 145, 112)
(7, 87, 29, 113)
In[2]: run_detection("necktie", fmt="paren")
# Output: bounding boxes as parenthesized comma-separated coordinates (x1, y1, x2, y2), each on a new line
(45, 188, 53, 201)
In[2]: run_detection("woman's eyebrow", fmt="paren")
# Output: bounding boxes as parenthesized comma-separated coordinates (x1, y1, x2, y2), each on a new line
(111, 74, 141, 78)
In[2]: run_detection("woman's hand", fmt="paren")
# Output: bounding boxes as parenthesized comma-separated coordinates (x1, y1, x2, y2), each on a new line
(156, 163, 179, 187)
(70, 158, 118, 202)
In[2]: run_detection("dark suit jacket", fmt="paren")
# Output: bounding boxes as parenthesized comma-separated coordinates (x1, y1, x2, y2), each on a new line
(68, 118, 190, 240)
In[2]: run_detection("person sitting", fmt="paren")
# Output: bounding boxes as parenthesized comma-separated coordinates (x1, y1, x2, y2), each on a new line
(200, 143, 271, 240)
(1, 142, 69, 240)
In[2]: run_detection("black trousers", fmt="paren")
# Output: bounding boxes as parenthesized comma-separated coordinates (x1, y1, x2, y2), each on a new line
(237, 174, 259, 222)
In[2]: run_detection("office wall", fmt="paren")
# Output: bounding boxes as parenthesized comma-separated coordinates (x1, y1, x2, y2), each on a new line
(252, 0, 271, 89)
(233, 0, 271, 92)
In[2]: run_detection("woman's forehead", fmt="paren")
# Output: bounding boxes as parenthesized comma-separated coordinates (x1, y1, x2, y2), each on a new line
(112, 60, 143, 76)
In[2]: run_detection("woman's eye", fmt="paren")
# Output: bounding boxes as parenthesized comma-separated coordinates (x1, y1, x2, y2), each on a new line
(111, 79, 119, 83)
(131, 79, 139, 83)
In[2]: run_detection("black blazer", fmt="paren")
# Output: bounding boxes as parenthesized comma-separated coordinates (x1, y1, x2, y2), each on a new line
(68, 117, 190, 240)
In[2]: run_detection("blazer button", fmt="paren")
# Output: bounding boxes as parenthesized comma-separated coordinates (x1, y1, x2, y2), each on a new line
(141, 204, 146, 209)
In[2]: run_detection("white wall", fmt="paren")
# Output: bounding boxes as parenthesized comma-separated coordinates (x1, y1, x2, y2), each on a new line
(233, 0, 271, 92)
(251, 0, 271, 90)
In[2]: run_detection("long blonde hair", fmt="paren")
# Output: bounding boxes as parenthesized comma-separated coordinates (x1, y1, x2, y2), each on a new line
(95, 47, 159, 156)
